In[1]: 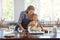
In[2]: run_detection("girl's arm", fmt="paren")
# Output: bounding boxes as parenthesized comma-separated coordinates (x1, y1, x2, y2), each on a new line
(28, 21, 35, 26)
(38, 23, 48, 33)
(38, 23, 44, 30)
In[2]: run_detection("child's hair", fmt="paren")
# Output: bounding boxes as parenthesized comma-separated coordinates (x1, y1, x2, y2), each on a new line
(32, 14, 38, 21)
(32, 14, 38, 17)
(28, 14, 39, 27)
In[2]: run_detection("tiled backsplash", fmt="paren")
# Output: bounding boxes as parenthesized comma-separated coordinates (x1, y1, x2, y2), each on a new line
(0, 21, 60, 29)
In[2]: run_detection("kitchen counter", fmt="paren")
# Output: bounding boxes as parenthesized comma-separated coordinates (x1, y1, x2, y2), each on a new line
(0, 27, 60, 40)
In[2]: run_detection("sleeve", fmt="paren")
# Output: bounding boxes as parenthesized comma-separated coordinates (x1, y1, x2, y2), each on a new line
(18, 11, 25, 24)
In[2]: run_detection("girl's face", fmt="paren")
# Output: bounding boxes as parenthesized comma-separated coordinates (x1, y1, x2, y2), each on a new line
(32, 15, 38, 21)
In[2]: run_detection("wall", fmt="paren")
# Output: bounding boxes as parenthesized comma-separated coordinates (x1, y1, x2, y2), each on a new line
(0, 0, 3, 19)
(14, 0, 24, 22)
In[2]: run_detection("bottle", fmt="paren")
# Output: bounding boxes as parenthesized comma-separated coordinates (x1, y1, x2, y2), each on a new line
(52, 25, 57, 38)
(53, 25, 57, 33)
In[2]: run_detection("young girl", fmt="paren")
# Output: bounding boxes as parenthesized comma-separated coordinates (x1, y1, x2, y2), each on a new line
(28, 14, 48, 33)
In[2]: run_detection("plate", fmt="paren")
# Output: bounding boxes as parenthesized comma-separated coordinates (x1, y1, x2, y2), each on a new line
(4, 33, 15, 37)
(28, 31, 44, 35)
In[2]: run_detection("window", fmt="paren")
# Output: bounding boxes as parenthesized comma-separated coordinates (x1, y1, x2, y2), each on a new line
(25, 0, 60, 21)
(0, 0, 14, 21)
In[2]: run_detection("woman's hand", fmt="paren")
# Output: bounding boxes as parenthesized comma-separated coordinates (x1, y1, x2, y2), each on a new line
(22, 29, 28, 36)
(23, 29, 27, 32)
(22, 28, 27, 33)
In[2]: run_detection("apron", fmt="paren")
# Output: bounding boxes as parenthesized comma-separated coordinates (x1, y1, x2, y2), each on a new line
(21, 15, 32, 31)
(15, 14, 32, 31)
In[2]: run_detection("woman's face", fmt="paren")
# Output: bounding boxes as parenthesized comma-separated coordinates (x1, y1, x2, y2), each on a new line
(28, 10, 34, 15)
(32, 15, 38, 21)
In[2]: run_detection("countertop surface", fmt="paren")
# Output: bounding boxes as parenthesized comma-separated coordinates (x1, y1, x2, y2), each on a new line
(0, 27, 60, 40)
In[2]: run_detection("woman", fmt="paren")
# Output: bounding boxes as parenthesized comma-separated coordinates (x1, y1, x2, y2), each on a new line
(15, 5, 35, 32)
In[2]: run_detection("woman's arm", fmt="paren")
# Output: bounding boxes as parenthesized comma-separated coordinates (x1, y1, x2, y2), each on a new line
(18, 11, 26, 30)
(18, 23, 24, 30)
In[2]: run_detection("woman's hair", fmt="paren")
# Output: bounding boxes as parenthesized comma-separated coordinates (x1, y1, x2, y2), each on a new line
(26, 5, 35, 13)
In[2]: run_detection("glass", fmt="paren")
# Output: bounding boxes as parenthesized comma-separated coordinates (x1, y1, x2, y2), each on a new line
(9, 25, 15, 31)
(0, 29, 3, 38)
(0, 29, 4, 38)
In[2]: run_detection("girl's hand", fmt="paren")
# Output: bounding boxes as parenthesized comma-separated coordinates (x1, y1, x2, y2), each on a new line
(44, 29, 48, 33)
(42, 29, 48, 33)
